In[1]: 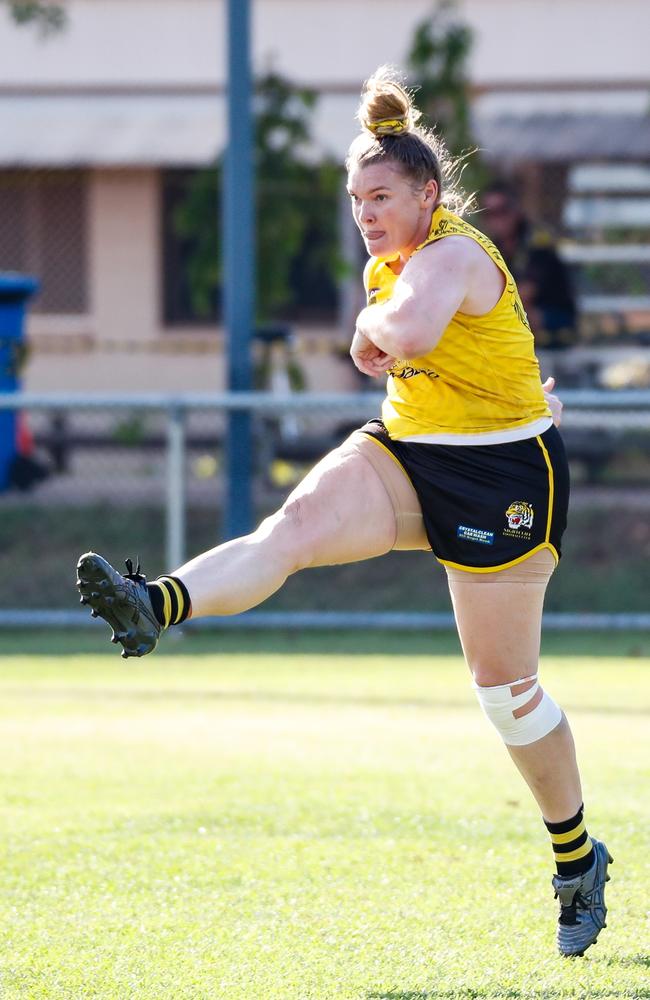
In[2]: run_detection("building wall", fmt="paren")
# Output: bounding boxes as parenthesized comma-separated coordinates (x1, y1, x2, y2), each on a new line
(89, 169, 160, 344)
(24, 325, 359, 393)
(5, 0, 649, 392)
(22, 164, 359, 392)
(1, 0, 649, 88)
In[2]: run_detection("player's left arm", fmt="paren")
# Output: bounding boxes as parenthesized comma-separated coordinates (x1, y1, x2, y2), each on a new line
(352, 238, 472, 371)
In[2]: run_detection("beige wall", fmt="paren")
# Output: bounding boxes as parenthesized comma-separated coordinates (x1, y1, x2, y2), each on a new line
(23, 164, 363, 393)
(90, 169, 160, 344)
(25, 168, 166, 390)
(10, 0, 650, 392)
(24, 329, 360, 393)
(2, 0, 649, 88)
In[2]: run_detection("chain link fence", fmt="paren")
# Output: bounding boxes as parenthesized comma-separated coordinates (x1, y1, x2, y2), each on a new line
(0, 390, 649, 630)
(0, 170, 88, 316)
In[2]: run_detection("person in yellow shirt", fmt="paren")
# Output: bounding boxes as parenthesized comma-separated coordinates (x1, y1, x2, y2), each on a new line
(77, 67, 611, 957)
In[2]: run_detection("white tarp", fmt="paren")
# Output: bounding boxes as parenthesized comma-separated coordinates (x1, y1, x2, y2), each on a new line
(0, 93, 226, 167)
(1, 91, 649, 168)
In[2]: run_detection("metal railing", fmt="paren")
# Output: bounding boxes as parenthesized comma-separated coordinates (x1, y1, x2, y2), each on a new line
(1, 389, 650, 631)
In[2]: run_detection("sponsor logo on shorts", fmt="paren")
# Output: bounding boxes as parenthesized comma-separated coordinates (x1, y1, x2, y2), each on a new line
(503, 501, 534, 541)
(457, 524, 495, 546)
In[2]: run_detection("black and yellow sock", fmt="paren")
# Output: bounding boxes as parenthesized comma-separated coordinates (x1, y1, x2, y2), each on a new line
(544, 804, 595, 877)
(147, 576, 191, 629)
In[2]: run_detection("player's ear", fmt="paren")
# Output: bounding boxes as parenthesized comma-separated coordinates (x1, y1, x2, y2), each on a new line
(422, 178, 438, 208)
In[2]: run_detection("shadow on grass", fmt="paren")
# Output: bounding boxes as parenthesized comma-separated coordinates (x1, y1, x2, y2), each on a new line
(602, 953, 650, 969)
(6, 685, 650, 717)
(367, 990, 650, 999)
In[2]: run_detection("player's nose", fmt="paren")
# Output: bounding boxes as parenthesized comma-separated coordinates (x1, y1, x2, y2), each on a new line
(359, 202, 375, 225)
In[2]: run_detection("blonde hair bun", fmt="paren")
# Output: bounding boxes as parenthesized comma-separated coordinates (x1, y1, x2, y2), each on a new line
(357, 66, 421, 137)
(347, 64, 474, 217)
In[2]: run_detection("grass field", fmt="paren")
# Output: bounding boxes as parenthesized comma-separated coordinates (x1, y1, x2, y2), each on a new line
(1, 630, 648, 1000)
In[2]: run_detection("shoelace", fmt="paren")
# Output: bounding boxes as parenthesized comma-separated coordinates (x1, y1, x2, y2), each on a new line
(556, 888, 589, 926)
(124, 557, 146, 585)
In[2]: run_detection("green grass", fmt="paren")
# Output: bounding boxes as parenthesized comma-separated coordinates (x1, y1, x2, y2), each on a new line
(0, 632, 648, 999)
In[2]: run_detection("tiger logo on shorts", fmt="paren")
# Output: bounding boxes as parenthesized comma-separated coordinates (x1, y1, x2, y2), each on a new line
(505, 501, 534, 531)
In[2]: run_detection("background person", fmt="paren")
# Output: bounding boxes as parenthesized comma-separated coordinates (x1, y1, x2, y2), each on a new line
(480, 180, 578, 351)
(77, 68, 611, 958)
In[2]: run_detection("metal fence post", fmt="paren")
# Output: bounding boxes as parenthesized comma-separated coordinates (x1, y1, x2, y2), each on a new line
(166, 404, 186, 571)
(223, 0, 255, 541)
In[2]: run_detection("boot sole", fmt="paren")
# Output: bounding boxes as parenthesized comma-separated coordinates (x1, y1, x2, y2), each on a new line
(77, 554, 158, 659)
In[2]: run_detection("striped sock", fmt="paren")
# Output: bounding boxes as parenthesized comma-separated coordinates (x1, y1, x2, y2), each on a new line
(147, 575, 192, 629)
(544, 804, 595, 877)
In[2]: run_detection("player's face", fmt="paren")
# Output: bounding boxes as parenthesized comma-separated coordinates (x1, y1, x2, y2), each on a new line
(347, 162, 438, 261)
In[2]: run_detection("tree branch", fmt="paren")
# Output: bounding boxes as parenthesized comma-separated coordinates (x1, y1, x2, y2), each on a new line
(4, 0, 66, 35)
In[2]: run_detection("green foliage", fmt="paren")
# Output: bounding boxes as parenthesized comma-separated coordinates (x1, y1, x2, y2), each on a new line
(173, 168, 221, 319)
(407, 0, 489, 199)
(4, 0, 66, 34)
(407, 1, 473, 154)
(111, 416, 147, 447)
(174, 72, 342, 322)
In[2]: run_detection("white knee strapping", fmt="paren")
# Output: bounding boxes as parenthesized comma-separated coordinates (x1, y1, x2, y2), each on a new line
(473, 674, 563, 746)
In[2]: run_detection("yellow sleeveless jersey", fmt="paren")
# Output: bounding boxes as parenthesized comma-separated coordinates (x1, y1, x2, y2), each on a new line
(365, 204, 552, 441)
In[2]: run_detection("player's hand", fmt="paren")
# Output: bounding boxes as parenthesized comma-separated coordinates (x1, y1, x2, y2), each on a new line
(350, 329, 396, 378)
(542, 376, 563, 427)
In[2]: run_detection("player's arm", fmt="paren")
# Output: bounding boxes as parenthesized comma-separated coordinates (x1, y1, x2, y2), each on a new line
(352, 238, 472, 374)
(349, 259, 397, 378)
(542, 376, 563, 427)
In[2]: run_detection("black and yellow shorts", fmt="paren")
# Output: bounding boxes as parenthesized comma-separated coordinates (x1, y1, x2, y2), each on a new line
(360, 420, 570, 572)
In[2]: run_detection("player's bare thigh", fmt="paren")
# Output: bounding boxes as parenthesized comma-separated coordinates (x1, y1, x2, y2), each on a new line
(446, 548, 557, 685)
(347, 432, 430, 552)
(266, 433, 402, 570)
(268, 431, 429, 569)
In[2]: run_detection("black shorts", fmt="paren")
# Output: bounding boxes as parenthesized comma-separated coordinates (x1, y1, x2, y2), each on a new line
(360, 420, 570, 571)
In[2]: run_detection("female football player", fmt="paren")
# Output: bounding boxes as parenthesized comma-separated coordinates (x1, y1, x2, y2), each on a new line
(78, 67, 611, 956)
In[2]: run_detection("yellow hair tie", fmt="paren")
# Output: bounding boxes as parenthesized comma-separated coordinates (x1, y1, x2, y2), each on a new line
(367, 117, 407, 136)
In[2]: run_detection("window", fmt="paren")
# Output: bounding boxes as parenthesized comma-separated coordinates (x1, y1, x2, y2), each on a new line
(161, 167, 340, 327)
(0, 170, 88, 314)
(161, 169, 221, 326)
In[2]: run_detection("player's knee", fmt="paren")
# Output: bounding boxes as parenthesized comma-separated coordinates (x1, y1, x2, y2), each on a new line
(468, 654, 539, 689)
(473, 674, 563, 746)
(257, 498, 318, 573)
(280, 496, 319, 570)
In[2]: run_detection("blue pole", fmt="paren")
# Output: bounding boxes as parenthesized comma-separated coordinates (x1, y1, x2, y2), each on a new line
(223, 0, 254, 539)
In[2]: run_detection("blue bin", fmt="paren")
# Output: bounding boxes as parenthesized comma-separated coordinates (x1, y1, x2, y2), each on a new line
(0, 273, 39, 489)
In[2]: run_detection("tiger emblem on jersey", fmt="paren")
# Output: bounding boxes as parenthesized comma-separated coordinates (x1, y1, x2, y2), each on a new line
(505, 501, 534, 531)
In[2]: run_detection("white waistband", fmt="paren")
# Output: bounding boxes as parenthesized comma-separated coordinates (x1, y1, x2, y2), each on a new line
(397, 416, 553, 446)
